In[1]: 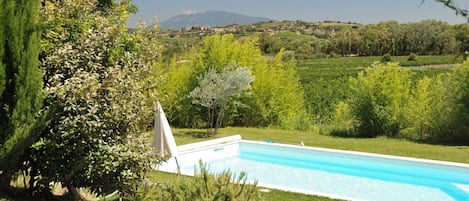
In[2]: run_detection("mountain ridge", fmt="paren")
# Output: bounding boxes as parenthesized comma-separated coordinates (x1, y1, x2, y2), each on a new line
(160, 10, 275, 30)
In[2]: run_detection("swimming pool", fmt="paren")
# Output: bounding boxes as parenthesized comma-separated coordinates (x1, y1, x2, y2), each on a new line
(158, 135, 469, 201)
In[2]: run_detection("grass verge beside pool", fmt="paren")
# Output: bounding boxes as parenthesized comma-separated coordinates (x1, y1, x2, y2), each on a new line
(171, 127, 469, 164)
(148, 171, 342, 201)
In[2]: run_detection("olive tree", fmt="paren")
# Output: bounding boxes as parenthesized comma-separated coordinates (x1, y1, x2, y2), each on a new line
(189, 66, 255, 135)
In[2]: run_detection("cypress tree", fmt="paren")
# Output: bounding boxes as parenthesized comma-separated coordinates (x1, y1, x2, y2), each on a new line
(0, 0, 45, 188)
(0, 0, 5, 99)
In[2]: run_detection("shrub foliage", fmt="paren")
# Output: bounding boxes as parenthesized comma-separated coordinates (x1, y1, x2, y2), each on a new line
(161, 34, 308, 130)
(139, 161, 259, 201)
(28, 0, 160, 195)
(347, 63, 410, 137)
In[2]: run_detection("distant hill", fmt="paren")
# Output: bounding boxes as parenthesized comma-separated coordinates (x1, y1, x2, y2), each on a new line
(160, 11, 274, 30)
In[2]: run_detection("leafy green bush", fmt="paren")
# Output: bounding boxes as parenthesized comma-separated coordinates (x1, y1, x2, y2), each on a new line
(31, 0, 160, 195)
(429, 63, 469, 143)
(330, 101, 357, 137)
(138, 161, 259, 201)
(407, 53, 418, 61)
(348, 63, 411, 137)
(402, 77, 434, 141)
(381, 53, 392, 62)
(403, 61, 469, 144)
(328, 53, 340, 58)
(448, 63, 469, 142)
(277, 115, 312, 131)
(295, 115, 313, 131)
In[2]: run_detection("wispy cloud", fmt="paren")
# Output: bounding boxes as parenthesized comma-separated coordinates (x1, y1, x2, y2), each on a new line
(181, 10, 204, 15)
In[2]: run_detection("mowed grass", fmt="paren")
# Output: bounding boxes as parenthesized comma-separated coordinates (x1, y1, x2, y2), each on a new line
(172, 127, 469, 164)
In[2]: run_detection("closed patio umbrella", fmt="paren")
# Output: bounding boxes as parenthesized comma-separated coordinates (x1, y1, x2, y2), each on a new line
(152, 100, 178, 157)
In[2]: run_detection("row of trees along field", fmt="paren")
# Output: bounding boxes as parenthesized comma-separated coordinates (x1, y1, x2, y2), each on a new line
(258, 20, 469, 58)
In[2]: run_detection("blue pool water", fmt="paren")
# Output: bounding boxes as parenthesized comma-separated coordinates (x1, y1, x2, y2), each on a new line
(161, 140, 469, 201)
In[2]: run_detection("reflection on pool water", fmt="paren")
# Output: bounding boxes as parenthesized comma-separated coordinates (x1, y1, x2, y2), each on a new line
(158, 136, 469, 201)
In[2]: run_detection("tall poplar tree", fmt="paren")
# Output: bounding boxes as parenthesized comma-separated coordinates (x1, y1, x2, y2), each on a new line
(0, 0, 45, 187)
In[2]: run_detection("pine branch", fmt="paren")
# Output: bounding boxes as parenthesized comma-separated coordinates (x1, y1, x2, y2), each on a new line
(422, 0, 469, 22)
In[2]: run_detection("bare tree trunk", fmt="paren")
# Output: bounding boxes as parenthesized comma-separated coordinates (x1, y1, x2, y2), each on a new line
(28, 168, 37, 195)
(207, 107, 215, 136)
(215, 103, 226, 135)
(210, 107, 216, 136)
(207, 107, 211, 135)
(67, 186, 89, 201)
(0, 172, 11, 193)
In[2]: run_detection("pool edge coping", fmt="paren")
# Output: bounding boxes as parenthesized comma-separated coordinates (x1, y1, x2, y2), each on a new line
(242, 139, 469, 169)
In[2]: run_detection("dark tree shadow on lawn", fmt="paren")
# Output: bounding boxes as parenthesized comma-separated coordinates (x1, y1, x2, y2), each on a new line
(175, 131, 210, 138)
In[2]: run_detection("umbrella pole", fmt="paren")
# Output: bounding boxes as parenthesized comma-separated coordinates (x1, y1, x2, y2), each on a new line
(175, 157, 181, 174)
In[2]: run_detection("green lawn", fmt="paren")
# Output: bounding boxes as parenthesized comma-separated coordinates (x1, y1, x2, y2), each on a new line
(147, 127, 469, 201)
(171, 127, 469, 164)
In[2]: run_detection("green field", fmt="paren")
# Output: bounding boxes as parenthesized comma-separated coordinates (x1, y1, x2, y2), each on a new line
(295, 55, 462, 122)
(296, 55, 463, 70)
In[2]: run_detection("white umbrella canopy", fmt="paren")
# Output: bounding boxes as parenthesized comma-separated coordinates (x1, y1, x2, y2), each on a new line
(152, 100, 178, 157)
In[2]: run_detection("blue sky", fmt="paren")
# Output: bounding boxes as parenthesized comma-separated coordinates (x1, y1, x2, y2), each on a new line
(128, 0, 469, 27)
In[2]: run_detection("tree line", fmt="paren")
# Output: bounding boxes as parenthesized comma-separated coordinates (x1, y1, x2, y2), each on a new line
(259, 20, 469, 59)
